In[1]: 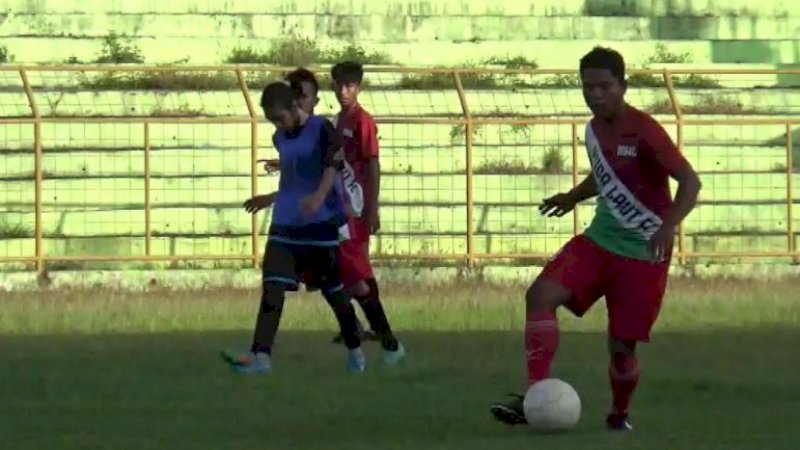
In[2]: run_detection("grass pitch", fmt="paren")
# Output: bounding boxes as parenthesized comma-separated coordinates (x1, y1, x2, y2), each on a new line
(1, 278, 799, 449)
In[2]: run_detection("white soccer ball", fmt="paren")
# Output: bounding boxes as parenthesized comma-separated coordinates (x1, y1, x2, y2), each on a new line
(523, 378, 581, 432)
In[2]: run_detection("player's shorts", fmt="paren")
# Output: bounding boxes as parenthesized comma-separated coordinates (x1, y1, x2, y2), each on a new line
(302, 217, 374, 291)
(262, 221, 344, 295)
(538, 234, 670, 342)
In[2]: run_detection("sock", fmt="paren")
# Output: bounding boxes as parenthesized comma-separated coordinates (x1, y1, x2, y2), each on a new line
(609, 352, 640, 415)
(525, 309, 559, 385)
(353, 278, 399, 352)
(251, 282, 286, 357)
(323, 288, 363, 350)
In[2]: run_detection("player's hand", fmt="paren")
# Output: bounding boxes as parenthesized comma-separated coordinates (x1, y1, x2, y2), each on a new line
(300, 193, 325, 216)
(256, 159, 280, 174)
(243, 195, 275, 214)
(649, 224, 675, 262)
(539, 193, 576, 217)
(366, 209, 381, 234)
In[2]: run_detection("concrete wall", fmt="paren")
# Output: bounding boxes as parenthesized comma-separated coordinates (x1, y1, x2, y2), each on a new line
(1, 0, 800, 65)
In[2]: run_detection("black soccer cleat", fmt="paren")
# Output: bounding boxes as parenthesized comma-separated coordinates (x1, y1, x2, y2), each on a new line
(490, 393, 527, 425)
(606, 413, 633, 431)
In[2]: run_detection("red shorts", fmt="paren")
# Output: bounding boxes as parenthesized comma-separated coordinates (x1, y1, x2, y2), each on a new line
(336, 217, 374, 287)
(539, 234, 670, 342)
(301, 217, 374, 290)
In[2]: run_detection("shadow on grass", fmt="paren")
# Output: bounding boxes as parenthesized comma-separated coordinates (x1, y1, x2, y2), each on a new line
(1, 328, 798, 450)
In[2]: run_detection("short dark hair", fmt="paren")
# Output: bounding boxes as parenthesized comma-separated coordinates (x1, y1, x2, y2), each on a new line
(285, 67, 319, 95)
(331, 61, 364, 84)
(579, 47, 626, 83)
(260, 82, 297, 110)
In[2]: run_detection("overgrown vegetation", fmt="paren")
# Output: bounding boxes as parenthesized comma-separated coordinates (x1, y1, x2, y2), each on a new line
(473, 159, 538, 175)
(472, 147, 567, 175)
(540, 146, 566, 174)
(627, 44, 720, 89)
(532, 74, 582, 88)
(0, 219, 32, 239)
(76, 71, 278, 91)
(94, 33, 145, 64)
(225, 37, 392, 66)
(648, 94, 758, 115)
(398, 55, 538, 90)
(0, 44, 9, 63)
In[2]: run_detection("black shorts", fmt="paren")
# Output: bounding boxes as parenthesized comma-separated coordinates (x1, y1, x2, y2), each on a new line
(262, 220, 346, 294)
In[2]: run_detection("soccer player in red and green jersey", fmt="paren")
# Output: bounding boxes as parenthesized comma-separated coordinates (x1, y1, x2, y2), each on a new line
(490, 47, 702, 431)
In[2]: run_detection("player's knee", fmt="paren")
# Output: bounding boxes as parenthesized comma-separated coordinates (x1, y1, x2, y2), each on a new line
(526, 278, 569, 311)
(348, 280, 370, 298)
(608, 337, 637, 358)
(260, 282, 286, 313)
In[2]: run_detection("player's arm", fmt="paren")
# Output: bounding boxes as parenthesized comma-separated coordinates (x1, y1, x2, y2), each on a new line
(566, 173, 598, 204)
(645, 121, 702, 228)
(359, 116, 381, 232)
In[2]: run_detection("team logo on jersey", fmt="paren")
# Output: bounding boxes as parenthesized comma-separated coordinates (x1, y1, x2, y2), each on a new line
(586, 124, 662, 239)
(617, 145, 637, 157)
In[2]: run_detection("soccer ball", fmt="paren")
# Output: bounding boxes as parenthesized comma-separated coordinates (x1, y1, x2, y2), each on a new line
(523, 378, 581, 432)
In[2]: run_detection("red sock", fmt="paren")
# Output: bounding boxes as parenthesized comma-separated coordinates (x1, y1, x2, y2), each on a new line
(525, 309, 559, 385)
(609, 353, 640, 415)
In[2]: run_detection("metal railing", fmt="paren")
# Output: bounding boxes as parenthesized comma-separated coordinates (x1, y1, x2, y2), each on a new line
(0, 65, 799, 273)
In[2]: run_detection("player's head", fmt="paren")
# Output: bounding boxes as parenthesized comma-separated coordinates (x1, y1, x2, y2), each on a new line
(285, 67, 319, 115)
(579, 47, 627, 120)
(260, 82, 303, 131)
(331, 61, 364, 109)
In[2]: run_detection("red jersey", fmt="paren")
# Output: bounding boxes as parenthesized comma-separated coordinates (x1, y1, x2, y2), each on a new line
(583, 105, 689, 260)
(335, 104, 379, 217)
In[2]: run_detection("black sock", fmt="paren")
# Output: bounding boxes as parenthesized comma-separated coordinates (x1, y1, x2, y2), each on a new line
(251, 282, 286, 356)
(354, 278, 399, 351)
(323, 288, 362, 350)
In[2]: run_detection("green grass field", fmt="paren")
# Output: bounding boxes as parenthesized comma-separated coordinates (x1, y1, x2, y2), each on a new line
(1, 278, 799, 450)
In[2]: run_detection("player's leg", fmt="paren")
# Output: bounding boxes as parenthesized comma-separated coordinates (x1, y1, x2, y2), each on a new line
(490, 235, 606, 425)
(604, 254, 670, 431)
(307, 245, 367, 372)
(355, 277, 405, 365)
(330, 218, 372, 343)
(221, 239, 297, 374)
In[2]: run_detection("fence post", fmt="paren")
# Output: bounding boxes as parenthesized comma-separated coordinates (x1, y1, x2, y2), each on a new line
(19, 69, 44, 275)
(144, 122, 152, 257)
(236, 68, 260, 269)
(663, 69, 687, 265)
(787, 123, 795, 260)
(452, 71, 474, 268)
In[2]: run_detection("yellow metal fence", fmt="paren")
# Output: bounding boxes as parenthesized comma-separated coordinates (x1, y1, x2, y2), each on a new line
(0, 65, 799, 273)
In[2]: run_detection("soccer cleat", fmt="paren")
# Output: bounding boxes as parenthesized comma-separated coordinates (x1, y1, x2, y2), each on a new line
(231, 353, 272, 375)
(606, 413, 634, 431)
(490, 393, 528, 425)
(346, 347, 367, 373)
(220, 349, 253, 366)
(382, 343, 406, 366)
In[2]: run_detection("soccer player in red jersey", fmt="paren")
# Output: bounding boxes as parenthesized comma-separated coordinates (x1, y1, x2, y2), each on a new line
(490, 47, 702, 430)
(327, 61, 405, 364)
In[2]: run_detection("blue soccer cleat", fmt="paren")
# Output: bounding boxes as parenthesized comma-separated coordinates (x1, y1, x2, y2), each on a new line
(221, 350, 271, 374)
(347, 347, 366, 373)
